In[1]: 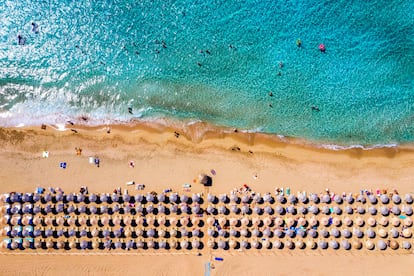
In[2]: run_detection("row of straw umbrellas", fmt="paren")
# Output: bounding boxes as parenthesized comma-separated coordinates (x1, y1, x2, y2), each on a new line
(1, 214, 203, 228)
(1, 237, 412, 251)
(206, 238, 412, 251)
(207, 192, 414, 205)
(2, 191, 413, 207)
(1, 238, 203, 250)
(2, 226, 205, 239)
(3, 202, 413, 217)
(1, 192, 204, 205)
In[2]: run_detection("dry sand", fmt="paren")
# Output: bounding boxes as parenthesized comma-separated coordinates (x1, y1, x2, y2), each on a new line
(0, 122, 413, 275)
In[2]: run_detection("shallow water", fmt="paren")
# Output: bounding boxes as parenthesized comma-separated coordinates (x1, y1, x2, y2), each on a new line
(0, 0, 413, 146)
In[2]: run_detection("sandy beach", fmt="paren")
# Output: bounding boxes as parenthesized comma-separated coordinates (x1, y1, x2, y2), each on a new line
(1, 122, 414, 275)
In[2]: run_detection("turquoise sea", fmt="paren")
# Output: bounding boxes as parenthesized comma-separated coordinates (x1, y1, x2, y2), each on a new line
(0, 0, 413, 147)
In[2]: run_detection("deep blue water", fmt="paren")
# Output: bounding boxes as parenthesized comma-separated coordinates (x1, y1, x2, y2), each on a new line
(0, 0, 413, 146)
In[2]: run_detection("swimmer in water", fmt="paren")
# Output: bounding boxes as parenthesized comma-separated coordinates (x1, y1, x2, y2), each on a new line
(17, 35, 26, 45)
(31, 22, 39, 34)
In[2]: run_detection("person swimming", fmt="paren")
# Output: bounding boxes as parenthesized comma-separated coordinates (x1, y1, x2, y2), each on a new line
(17, 35, 26, 45)
(31, 22, 39, 34)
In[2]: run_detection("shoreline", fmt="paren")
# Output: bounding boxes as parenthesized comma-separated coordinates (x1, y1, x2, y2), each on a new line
(5, 117, 414, 151)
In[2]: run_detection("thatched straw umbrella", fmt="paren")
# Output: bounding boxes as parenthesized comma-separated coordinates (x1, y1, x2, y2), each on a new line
(368, 206, 377, 216)
(191, 239, 200, 249)
(252, 217, 260, 226)
(309, 216, 318, 227)
(333, 195, 342, 204)
(230, 205, 240, 214)
(308, 229, 318, 238)
(356, 206, 365, 214)
(297, 217, 306, 227)
(307, 240, 316, 249)
(353, 240, 362, 250)
(229, 239, 238, 249)
(365, 240, 374, 250)
(346, 194, 354, 204)
(390, 228, 399, 238)
(286, 229, 295, 238)
(320, 229, 329, 238)
(168, 193, 178, 204)
(263, 228, 272, 238)
(321, 194, 331, 204)
(310, 194, 319, 203)
(206, 205, 216, 215)
(404, 194, 413, 204)
(146, 240, 155, 249)
(274, 217, 284, 227)
(241, 195, 250, 204)
(263, 206, 274, 215)
(135, 204, 143, 214)
(380, 206, 389, 216)
(286, 205, 296, 215)
(157, 204, 166, 214)
(368, 195, 377, 204)
(356, 194, 366, 203)
(296, 240, 305, 249)
(137, 239, 146, 249)
(134, 194, 143, 203)
(178, 216, 188, 227)
(277, 194, 286, 204)
(342, 229, 351, 239)
(288, 194, 297, 204)
(285, 240, 294, 249)
(355, 217, 364, 227)
(392, 194, 401, 204)
(111, 193, 119, 203)
(180, 228, 189, 238)
(402, 241, 411, 250)
(241, 205, 250, 215)
(240, 228, 249, 237)
(251, 239, 261, 249)
(135, 228, 144, 237)
(403, 229, 412, 238)
(378, 228, 387, 238)
(263, 217, 272, 226)
(192, 193, 201, 204)
(207, 194, 216, 203)
(298, 206, 307, 215)
(45, 239, 54, 249)
(367, 217, 376, 227)
(275, 205, 284, 215)
(341, 240, 351, 250)
(99, 193, 108, 203)
(366, 228, 376, 239)
(320, 217, 329, 227)
(377, 240, 387, 250)
(403, 206, 413, 216)
(253, 206, 262, 215)
(230, 193, 239, 203)
(272, 240, 282, 249)
(329, 240, 339, 250)
(343, 217, 352, 227)
(55, 216, 64, 226)
(274, 229, 284, 238)
(379, 217, 388, 227)
(180, 194, 189, 204)
(252, 228, 261, 237)
(241, 217, 249, 226)
(229, 218, 238, 227)
(391, 205, 401, 215)
(218, 205, 227, 215)
(390, 240, 399, 250)
(219, 194, 228, 203)
(146, 228, 156, 238)
(158, 240, 167, 249)
(229, 228, 239, 237)
(207, 239, 216, 249)
(391, 217, 400, 227)
(333, 217, 341, 227)
(404, 217, 413, 227)
(330, 228, 340, 238)
(168, 228, 177, 238)
(380, 194, 389, 204)
(344, 205, 353, 215)
(207, 228, 216, 237)
(169, 217, 177, 227)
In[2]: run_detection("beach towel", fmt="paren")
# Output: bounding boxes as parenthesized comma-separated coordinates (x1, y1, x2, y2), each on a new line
(59, 162, 67, 169)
